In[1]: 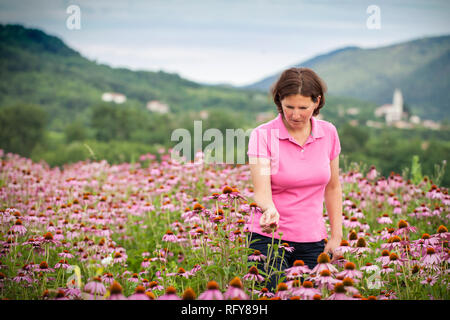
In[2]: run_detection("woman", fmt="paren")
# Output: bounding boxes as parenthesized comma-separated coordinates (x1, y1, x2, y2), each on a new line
(246, 67, 343, 291)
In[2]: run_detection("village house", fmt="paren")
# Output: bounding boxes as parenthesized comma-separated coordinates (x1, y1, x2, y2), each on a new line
(101, 92, 127, 104)
(146, 100, 170, 113)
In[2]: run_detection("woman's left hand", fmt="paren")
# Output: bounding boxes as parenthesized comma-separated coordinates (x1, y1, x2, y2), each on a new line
(323, 237, 341, 260)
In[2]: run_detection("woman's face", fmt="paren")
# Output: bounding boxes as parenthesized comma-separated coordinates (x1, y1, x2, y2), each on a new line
(280, 94, 319, 130)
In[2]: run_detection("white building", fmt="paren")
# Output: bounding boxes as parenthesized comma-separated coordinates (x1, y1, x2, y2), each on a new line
(374, 89, 404, 124)
(146, 100, 170, 113)
(102, 92, 127, 104)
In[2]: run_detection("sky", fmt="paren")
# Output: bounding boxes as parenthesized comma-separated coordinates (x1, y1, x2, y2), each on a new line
(1, 0, 450, 86)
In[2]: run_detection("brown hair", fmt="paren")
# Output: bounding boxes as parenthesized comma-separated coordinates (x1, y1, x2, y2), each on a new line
(270, 67, 327, 116)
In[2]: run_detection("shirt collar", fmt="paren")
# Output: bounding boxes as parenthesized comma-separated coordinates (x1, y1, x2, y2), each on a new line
(274, 113, 325, 140)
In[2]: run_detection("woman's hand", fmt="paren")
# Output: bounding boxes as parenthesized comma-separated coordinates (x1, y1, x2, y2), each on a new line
(259, 206, 280, 234)
(323, 236, 341, 260)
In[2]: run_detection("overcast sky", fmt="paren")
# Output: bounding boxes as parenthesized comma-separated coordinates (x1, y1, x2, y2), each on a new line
(1, 0, 449, 86)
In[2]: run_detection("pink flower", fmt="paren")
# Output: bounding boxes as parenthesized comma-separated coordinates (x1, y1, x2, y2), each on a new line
(58, 250, 74, 259)
(274, 283, 290, 300)
(223, 277, 249, 300)
(360, 263, 380, 273)
(327, 282, 355, 300)
(313, 269, 338, 291)
(253, 287, 275, 299)
(280, 242, 295, 253)
(284, 260, 311, 278)
(10, 219, 27, 235)
(420, 275, 438, 286)
(198, 281, 224, 300)
(243, 266, 264, 282)
(290, 280, 321, 300)
(84, 277, 106, 296)
(12, 272, 32, 284)
(162, 229, 178, 242)
(248, 249, 266, 262)
(54, 259, 70, 269)
(158, 286, 181, 300)
(311, 253, 338, 275)
(421, 247, 442, 268)
(393, 220, 417, 236)
(128, 286, 150, 300)
(377, 214, 392, 225)
(108, 281, 127, 300)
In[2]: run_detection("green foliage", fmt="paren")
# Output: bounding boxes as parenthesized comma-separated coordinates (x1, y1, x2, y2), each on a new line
(64, 119, 87, 143)
(410, 155, 424, 185)
(0, 103, 47, 157)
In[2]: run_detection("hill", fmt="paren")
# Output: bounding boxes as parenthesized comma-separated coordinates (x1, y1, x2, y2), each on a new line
(244, 35, 450, 121)
(0, 24, 274, 130)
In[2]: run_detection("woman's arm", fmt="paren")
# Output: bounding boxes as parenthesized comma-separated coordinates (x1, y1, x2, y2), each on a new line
(249, 157, 280, 233)
(324, 155, 343, 255)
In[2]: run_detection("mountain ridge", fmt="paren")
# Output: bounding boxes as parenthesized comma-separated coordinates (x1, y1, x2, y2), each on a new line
(243, 34, 450, 121)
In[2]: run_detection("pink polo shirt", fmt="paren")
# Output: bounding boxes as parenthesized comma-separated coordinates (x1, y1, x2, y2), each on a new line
(246, 113, 341, 242)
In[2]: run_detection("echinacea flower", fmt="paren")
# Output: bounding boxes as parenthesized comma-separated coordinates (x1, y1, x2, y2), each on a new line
(377, 214, 392, 225)
(274, 282, 290, 300)
(351, 237, 372, 255)
(148, 280, 164, 291)
(108, 281, 126, 300)
(10, 219, 27, 235)
(311, 253, 338, 275)
(58, 250, 74, 259)
(158, 286, 181, 300)
(12, 272, 32, 285)
(420, 275, 438, 286)
(54, 259, 70, 269)
(243, 266, 264, 282)
(128, 285, 150, 300)
(248, 249, 266, 262)
(336, 240, 353, 254)
(421, 247, 442, 270)
(285, 260, 311, 278)
(84, 276, 106, 297)
(102, 272, 115, 286)
(167, 267, 191, 279)
(198, 281, 224, 300)
(253, 287, 275, 299)
(432, 225, 449, 241)
(182, 287, 197, 300)
(162, 229, 178, 242)
(388, 252, 405, 268)
(291, 280, 320, 300)
(327, 282, 355, 300)
(280, 243, 295, 253)
(37, 261, 54, 273)
(360, 262, 380, 273)
(336, 262, 363, 281)
(393, 220, 417, 236)
(127, 273, 140, 283)
(342, 277, 360, 296)
(223, 277, 249, 300)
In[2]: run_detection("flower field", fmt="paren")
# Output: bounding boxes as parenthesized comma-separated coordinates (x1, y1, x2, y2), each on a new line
(0, 150, 449, 300)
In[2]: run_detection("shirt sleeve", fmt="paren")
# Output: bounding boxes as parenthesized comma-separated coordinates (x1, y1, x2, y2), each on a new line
(329, 124, 341, 161)
(247, 127, 271, 159)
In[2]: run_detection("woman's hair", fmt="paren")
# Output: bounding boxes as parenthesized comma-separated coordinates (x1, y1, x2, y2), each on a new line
(270, 67, 327, 116)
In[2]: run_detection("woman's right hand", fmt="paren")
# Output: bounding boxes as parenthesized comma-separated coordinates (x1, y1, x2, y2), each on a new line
(259, 206, 280, 234)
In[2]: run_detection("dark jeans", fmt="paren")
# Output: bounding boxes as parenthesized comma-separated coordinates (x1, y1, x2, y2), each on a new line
(247, 232, 325, 292)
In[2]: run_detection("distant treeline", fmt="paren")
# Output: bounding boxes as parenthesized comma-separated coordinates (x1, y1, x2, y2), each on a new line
(0, 102, 448, 188)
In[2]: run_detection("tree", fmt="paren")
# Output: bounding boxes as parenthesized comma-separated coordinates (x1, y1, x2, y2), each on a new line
(0, 103, 47, 157)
